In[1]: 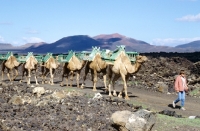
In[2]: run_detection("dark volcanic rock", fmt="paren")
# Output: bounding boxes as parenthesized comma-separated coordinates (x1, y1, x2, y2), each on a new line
(0, 81, 141, 131)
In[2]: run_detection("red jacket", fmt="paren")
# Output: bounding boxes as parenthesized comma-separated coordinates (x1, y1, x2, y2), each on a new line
(174, 75, 188, 92)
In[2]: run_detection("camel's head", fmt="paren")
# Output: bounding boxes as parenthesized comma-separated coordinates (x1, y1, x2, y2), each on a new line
(136, 55, 148, 63)
(47, 57, 60, 69)
(94, 53, 101, 59)
(25, 56, 38, 69)
(5, 55, 20, 68)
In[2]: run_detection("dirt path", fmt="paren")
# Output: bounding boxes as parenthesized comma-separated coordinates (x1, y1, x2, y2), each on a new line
(41, 77, 200, 118)
(128, 88, 200, 117)
(2, 71, 199, 118)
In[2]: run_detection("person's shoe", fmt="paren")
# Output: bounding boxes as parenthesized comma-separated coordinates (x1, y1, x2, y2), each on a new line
(180, 107, 186, 111)
(172, 101, 176, 108)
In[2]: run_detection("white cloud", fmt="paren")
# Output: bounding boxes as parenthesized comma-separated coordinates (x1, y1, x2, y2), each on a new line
(0, 36, 5, 42)
(0, 36, 45, 46)
(176, 13, 200, 22)
(22, 37, 44, 43)
(151, 37, 200, 47)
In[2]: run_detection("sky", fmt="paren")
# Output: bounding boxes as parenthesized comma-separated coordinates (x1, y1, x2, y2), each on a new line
(0, 0, 200, 47)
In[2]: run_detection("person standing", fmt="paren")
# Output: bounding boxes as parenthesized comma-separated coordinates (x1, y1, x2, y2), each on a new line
(172, 70, 188, 110)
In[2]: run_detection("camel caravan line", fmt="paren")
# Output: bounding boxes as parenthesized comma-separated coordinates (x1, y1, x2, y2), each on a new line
(0, 45, 147, 99)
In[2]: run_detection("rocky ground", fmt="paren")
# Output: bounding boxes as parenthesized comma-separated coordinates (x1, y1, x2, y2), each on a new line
(135, 55, 200, 96)
(0, 82, 141, 131)
(1, 54, 200, 131)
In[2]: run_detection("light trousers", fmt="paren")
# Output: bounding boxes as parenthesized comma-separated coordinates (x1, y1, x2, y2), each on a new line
(174, 91, 185, 107)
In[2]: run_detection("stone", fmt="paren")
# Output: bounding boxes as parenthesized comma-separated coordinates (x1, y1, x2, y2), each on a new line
(23, 96, 32, 104)
(51, 91, 66, 99)
(92, 93, 102, 100)
(111, 109, 156, 131)
(157, 82, 168, 93)
(8, 95, 24, 105)
(36, 100, 49, 106)
(1, 82, 8, 87)
(159, 110, 182, 118)
(32, 87, 45, 97)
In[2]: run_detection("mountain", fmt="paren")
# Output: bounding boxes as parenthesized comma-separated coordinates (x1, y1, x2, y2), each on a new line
(93, 33, 150, 51)
(24, 33, 195, 53)
(19, 42, 47, 49)
(0, 42, 47, 53)
(93, 33, 187, 52)
(2, 33, 200, 53)
(24, 34, 153, 53)
(175, 40, 200, 52)
(24, 35, 102, 53)
(0, 43, 15, 49)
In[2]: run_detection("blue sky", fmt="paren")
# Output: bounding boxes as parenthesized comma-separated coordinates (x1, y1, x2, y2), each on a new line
(0, 0, 200, 47)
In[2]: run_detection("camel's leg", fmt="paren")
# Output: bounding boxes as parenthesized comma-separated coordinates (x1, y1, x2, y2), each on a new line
(23, 70, 28, 84)
(7, 69, 12, 82)
(4, 67, 12, 82)
(60, 64, 66, 87)
(1, 69, 4, 81)
(34, 69, 39, 85)
(10, 69, 14, 81)
(92, 70, 98, 91)
(42, 69, 49, 84)
(1, 71, 4, 81)
(60, 72, 65, 87)
(6, 72, 11, 81)
(20, 68, 25, 83)
(13, 68, 19, 81)
(118, 74, 130, 100)
(103, 74, 107, 88)
(118, 73, 126, 99)
(76, 71, 81, 88)
(102, 68, 107, 90)
(41, 65, 45, 84)
(118, 75, 130, 99)
(107, 65, 113, 92)
(109, 74, 120, 97)
(27, 69, 31, 85)
(65, 74, 69, 87)
(50, 68, 55, 85)
(124, 74, 130, 100)
(1, 61, 6, 81)
(64, 69, 70, 87)
(81, 61, 89, 88)
(25, 70, 28, 84)
(69, 71, 74, 87)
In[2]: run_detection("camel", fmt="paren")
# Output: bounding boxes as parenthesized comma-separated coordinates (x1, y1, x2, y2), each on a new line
(107, 51, 148, 100)
(20, 53, 39, 85)
(41, 53, 60, 85)
(80, 47, 108, 91)
(1, 52, 20, 82)
(60, 51, 85, 88)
